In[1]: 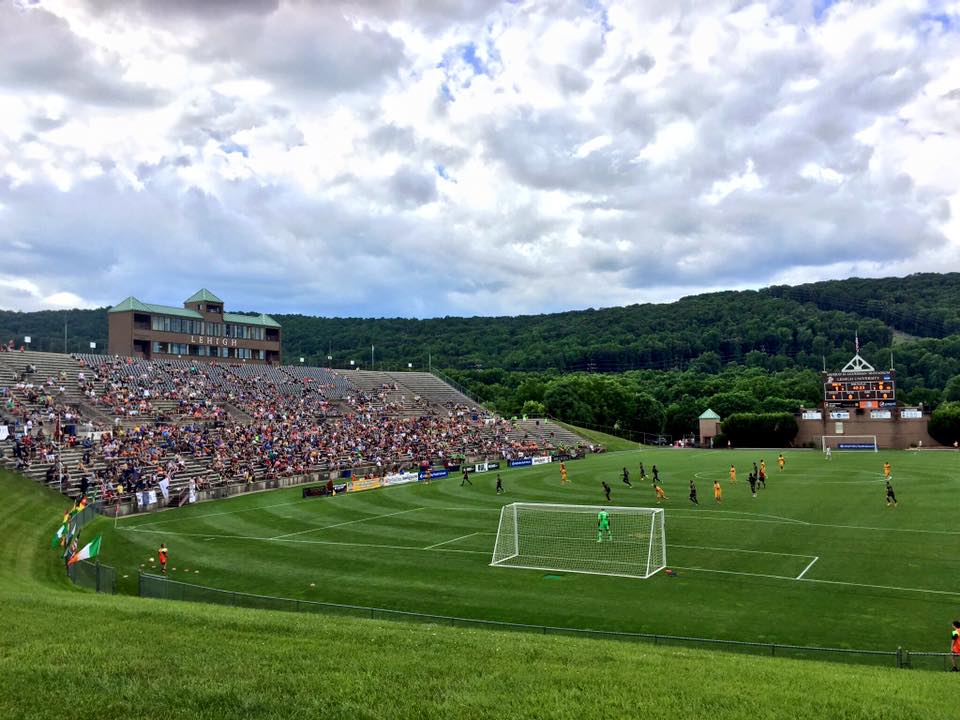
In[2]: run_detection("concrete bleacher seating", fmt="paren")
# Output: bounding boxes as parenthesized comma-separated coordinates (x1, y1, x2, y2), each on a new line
(0, 351, 589, 507)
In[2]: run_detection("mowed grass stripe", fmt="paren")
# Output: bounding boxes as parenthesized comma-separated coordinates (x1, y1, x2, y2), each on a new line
(95, 449, 960, 651)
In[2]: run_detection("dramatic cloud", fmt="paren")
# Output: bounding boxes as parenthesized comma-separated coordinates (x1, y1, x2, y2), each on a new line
(1, 0, 959, 315)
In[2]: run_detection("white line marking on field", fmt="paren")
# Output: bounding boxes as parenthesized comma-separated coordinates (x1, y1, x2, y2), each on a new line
(424, 532, 480, 550)
(268, 507, 425, 540)
(671, 566, 797, 582)
(670, 543, 816, 559)
(666, 512, 960, 536)
(121, 526, 490, 555)
(796, 556, 819, 579)
(119, 526, 960, 595)
(665, 509, 808, 525)
(127, 498, 312, 528)
(799, 577, 960, 597)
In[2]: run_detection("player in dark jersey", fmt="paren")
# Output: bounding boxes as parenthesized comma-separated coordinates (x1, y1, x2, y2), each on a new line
(461, 468, 472, 486)
(885, 479, 897, 507)
(652, 465, 660, 484)
(602, 481, 612, 502)
(621, 467, 633, 487)
(747, 472, 758, 498)
(688, 480, 699, 505)
(495, 474, 504, 494)
(639, 462, 648, 484)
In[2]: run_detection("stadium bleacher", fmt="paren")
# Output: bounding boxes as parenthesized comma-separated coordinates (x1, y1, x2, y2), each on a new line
(0, 351, 590, 509)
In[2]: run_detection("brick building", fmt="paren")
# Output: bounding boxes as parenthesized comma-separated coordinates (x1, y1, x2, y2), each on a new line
(107, 289, 281, 364)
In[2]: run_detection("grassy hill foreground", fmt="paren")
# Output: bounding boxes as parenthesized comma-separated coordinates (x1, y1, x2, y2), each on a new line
(0, 468, 951, 720)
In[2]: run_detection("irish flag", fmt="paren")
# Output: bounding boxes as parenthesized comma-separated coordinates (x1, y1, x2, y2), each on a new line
(68, 536, 102, 566)
(50, 523, 68, 549)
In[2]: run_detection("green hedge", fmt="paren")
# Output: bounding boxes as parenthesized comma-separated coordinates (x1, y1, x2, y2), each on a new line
(928, 402, 960, 446)
(721, 412, 799, 447)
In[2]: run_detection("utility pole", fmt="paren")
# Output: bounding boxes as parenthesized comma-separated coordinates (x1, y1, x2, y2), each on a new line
(371, 344, 375, 370)
(64, 316, 68, 354)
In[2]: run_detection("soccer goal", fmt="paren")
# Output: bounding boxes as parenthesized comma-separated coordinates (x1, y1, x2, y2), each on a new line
(821, 435, 878, 452)
(490, 503, 666, 579)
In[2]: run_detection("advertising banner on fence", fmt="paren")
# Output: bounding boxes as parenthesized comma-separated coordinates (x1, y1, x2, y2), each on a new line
(137, 490, 157, 507)
(487, 462, 500, 470)
(418, 468, 449, 481)
(801, 412, 822, 420)
(384, 472, 418, 486)
(901, 408, 923, 419)
(507, 458, 532, 468)
(531, 456, 551, 466)
(349, 477, 384, 493)
(473, 462, 489, 473)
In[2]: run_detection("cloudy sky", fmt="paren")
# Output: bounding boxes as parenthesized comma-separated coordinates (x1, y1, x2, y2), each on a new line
(1, 0, 959, 317)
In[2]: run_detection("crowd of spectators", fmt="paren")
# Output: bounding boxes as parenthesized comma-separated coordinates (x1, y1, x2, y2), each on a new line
(1, 355, 591, 504)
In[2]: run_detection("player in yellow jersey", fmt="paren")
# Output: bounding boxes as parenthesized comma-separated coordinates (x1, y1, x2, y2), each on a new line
(883, 462, 891, 479)
(760, 459, 766, 477)
(778, 454, 785, 472)
(713, 480, 722, 503)
(654, 483, 668, 504)
(560, 462, 569, 484)
(729, 465, 736, 483)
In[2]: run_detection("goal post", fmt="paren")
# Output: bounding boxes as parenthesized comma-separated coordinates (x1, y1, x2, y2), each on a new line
(490, 503, 666, 579)
(821, 435, 878, 452)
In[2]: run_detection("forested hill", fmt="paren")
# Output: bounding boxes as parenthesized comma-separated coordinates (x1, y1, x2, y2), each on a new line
(1, 273, 959, 376)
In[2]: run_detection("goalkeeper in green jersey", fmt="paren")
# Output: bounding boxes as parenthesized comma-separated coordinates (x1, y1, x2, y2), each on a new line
(597, 508, 612, 543)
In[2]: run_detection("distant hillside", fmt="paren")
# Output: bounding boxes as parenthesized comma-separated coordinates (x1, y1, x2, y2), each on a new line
(2, 272, 959, 439)
(1, 273, 959, 376)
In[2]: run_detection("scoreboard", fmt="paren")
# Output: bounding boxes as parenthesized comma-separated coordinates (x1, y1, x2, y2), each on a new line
(822, 370, 896, 408)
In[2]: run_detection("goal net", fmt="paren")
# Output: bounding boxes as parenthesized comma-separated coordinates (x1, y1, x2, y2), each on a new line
(490, 503, 666, 579)
(821, 435, 878, 452)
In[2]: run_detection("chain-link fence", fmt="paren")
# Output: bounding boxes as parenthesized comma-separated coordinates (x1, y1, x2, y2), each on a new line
(67, 560, 116, 594)
(139, 573, 928, 669)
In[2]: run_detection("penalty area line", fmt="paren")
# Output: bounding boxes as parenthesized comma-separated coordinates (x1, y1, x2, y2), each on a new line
(423, 532, 480, 550)
(268, 507, 426, 540)
(796, 556, 819, 579)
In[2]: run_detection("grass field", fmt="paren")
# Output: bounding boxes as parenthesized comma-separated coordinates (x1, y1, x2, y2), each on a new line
(93, 447, 960, 655)
(1, 462, 955, 719)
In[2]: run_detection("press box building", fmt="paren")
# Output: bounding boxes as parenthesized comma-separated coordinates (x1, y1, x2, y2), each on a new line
(107, 289, 282, 364)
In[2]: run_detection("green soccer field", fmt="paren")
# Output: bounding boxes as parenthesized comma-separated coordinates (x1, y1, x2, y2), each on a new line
(92, 448, 960, 655)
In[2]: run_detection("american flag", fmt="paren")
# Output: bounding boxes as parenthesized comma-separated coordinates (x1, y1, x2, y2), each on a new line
(855, 332, 860, 354)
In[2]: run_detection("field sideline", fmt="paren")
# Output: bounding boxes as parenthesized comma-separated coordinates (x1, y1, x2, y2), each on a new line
(91, 447, 960, 655)
(1, 464, 956, 719)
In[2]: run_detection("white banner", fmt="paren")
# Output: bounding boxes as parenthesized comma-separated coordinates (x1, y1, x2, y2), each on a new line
(801, 412, 822, 420)
(901, 409, 923, 419)
(473, 462, 489, 473)
(829, 411, 850, 420)
(158, 478, 170, 501)
(870, 410, 891, 420)
(384, 471, 418, 486)
(137, 490, 157, 507)
(531, 456, 552, 466)
(188, 480, 197, 504)
(0, 425, 8, 441)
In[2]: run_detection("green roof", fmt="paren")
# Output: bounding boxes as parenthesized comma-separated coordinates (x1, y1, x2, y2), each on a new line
(109, 297, 202, 319)
(185, 288, 223, 303)
(110, 296, 280, 327)
(224, 312, 281, 328)
(699, 409, 721, 420)
(108, 296, 151, 313)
